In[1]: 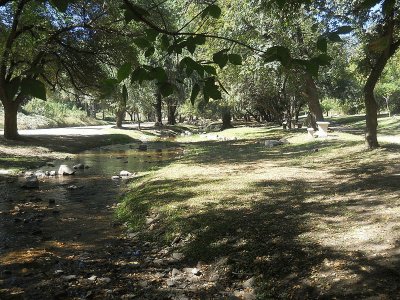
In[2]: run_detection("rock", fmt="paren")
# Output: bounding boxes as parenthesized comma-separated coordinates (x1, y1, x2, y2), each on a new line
(127, 232, 138, 239)
(73, 163, 85, 170)
(121, 294, 136, 299)
(54, 270, 64, 275)
(172, 252, 185, 260)
(171, 268, 181, 277)
(67, 185, 79, 190)
(138, 144, 148, 151)
(46, 162, 55, 167)
(243, 277, 256, 288)
(58, 165, 75, 176)
(85, 165, 90, 169)
(62, 275, 77, 281)
(112, 176, 121, 180)
(171, 235, 182, 245)
(50, 171, 57, 176)
(166, 279, 175, 287)
(264, 140, 284, 148)
(191, 268, 201, 276)
(209, 274, 219, 282)
(88, 275, 97, 281)
(35, 171, 46, 177)
(21, 175, 39, 189)
(120, 170, 132, 176)
(98, 277, 111, 284)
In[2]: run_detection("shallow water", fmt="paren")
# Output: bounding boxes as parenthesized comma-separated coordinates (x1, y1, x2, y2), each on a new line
(0, 143, 183, 297)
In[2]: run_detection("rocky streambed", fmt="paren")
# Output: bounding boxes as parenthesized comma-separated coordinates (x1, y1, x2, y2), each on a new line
(0, 143, 192, 299)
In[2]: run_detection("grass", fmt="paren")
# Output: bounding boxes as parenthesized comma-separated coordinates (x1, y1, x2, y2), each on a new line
(117, 119, 400, 298)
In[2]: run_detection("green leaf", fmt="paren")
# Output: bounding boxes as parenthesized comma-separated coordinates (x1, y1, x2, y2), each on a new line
(208, 4, 222, 18)
(327, 32, 342, 42)
(145, 46, 155, 57)
(150, 67, 168, 82)
(186, 38, 197, 54)
(276, 0, 286, 9)
(317, 36, 327, 52)
(193, 35, 206, 45)
(117, 62, 132, 82)
(145, 29, 159, 42)
(383, 0, 396, 15)
(190, 83, 200, 105)
(131, 67, 149, 84)
(203, 65, 217, 75)
(213, 49, 229, 69)
(306, 61, 320, 78)
(335, 26, 353, 34)
(313, 54, 333, 66)
(204, 77, 222, 100)
(50, 0, 69, 13)
(159, 82, 174, 97)
(133, 37, 151, 49)
(161, 35, 170, 50)
(5, 77, 21, 100)
(264, 46, 291, 66)
(124, 3, 149, 23)
(228, 54, 242, 65)
(359, 0, 382, 10)
(21, 78, 46, 100)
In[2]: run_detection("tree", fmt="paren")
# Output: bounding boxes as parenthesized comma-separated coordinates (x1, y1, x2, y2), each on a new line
(0, 0, 131, 139)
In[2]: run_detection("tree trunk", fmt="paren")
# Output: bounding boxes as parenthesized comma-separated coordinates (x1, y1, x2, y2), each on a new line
(364, 88, 379, 148)
(116, 110, 124, 128)
(167, 105, 176, 125)
(221, 107, 233, 130)
(304, 74, 324, 130)
(155, 92, 162, 126)
(3, 100, 19, 140)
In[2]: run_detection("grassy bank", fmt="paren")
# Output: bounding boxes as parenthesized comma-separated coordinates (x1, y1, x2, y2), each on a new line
(117, 119, 400, 298)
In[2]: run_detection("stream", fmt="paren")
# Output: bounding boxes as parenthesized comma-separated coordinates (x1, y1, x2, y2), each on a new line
(0, 143, 183, 299)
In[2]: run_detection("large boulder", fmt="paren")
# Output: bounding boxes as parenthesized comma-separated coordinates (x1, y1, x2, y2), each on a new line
(58, 165, 75, 176)
(21, 175, 39, 189)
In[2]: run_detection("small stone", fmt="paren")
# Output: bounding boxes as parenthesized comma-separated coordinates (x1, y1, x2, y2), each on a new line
(191, 268, 201, 276)
(121, 294, 136, 299)
(62, 275, 77, 281)
(166, 279, 175, 287)
(88, 275, 97, 281)
(171, 235, 181, 245)
(46, 162, 55, 167)
(209, 274, 219, 282)
(98, 277, 111, 284)
(58, 165, 75, 176)
(73, 164, 85, 170)
(21, 175, 39, 189)
(243, 277, 256, 288)
(172, 252, 184, 260)
(50, 171, 57, 176)
(67, 185, 78, 190)
(54, 270, 64, 275)
(112, 176, 121, 180)
(138, 144, 148, 151)
(120, 170, 132, 176)
(171, 268, 181, 277)
(127, 232, 138, 239)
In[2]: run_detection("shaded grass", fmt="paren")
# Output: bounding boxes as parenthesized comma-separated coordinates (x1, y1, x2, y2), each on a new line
(118, 124, 400, 298)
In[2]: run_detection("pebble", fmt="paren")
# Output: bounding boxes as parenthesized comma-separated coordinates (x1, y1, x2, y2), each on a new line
(54, 270, 64, 275)
(98, 277, 111, 284)
(166, 279, 175, 287)
(172, 252, 184, 260)
(171, 268, 181, 277)
(62, 275, 77, 281)
(243, 276, 255, 288)
(88, 275, 97, 281)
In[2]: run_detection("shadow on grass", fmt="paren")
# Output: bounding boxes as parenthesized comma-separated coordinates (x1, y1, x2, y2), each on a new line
(181, 138, 361, 167)
(139, 177, 400, 298)
(20, 134, 139, 153)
